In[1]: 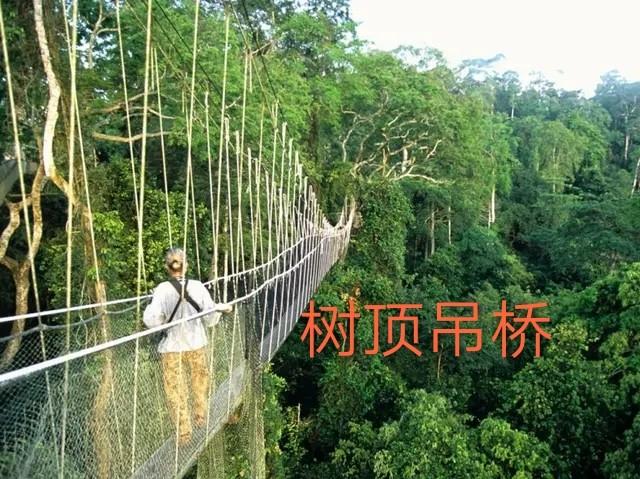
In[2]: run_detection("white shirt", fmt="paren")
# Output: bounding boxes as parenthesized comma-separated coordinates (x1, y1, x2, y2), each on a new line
(143, 278, 221, 353)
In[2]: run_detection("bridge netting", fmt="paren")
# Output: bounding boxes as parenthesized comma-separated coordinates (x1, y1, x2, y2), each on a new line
(0, 0, 355, 478)
(0, 213, 352, 478)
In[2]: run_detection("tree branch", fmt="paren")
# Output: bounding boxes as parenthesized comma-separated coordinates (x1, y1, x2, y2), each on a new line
(33, 0, 61, 177)
(92, 131, 168, 143)
(98, 91, 157, 114)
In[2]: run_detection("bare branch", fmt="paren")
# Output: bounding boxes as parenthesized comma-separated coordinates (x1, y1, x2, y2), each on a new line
(98, 91, 156, 113)
(121, 107, 175, 120)
(340, 92, 389, 163)
(0, 202, 25, 261)
(87, 1, 116, 69)
(425, 139, 442, 160)
(341, 90, 443, 184)
(0, 255, 17, 272)
(392, 172, 444, 183)
(92, 131, 168, 143)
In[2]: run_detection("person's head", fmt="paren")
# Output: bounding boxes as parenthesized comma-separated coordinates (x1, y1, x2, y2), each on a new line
(165, 247, 187, 277)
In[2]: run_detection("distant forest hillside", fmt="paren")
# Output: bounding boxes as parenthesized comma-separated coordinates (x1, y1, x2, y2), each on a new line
(256, 3, 640, 479)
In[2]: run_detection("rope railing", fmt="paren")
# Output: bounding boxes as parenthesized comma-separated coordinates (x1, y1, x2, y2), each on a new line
(0, 219, 351, 386)
(0, 223, 347, 378)
(0, 227, 329, 326)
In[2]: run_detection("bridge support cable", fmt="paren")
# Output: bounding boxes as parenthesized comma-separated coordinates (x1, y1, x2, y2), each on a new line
(0, 2, 356, 477)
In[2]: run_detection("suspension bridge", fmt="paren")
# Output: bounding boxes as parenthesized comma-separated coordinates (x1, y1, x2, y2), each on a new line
(0, 1, 354, 478)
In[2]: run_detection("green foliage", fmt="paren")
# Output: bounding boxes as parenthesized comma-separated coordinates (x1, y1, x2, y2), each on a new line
(455, 226, 532, 294)
(315, 355, 405, 448)
(4, 1, 640, 477)
(262, 368, 287, 478)
(525, 198, 640, 286)
(602, 413, 640, 479)
(476, 418, 552, 479)
(362, 391, 487, 478)
(350, 181, 413, 280)
(331, 391, 553, 479)
(499, 322, 617, 476)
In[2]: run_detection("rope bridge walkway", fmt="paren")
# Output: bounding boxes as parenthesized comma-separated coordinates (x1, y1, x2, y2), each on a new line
(0, 211, 352, 479)
(0, 1, 355, 478)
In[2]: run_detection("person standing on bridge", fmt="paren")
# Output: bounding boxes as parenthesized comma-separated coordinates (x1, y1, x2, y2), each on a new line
(143, 247, 233, 445)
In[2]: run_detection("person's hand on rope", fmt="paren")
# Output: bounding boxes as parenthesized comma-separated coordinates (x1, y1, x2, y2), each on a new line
(217, 303, 233, 314)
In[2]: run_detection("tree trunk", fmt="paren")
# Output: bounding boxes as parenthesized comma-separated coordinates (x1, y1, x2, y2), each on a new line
(552, 145, 557, 193)
(488, 185, 496, 226)
(0, 261, 30, 370)
(624, 132, 630, 166)
(33, 0, 61, 178)
(424, 225, 429, 260)
(0, 164, 46, 371)
(429, 208, 435, 256)
(632, 156, 640, 196)
(81, 119, 114, 479)
(90, 321, 113, 479)
(447, 205, 452, 245)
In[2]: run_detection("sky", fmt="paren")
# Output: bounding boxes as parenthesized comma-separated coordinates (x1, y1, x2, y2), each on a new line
(349, 0, 640, 97)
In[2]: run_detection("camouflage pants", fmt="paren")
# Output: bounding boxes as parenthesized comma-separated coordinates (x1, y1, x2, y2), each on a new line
(161, 348, 209, 443)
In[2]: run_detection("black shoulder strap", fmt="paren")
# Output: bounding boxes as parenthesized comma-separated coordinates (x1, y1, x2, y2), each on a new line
(167, 278, 202, 324)
(167, 296, 182, 325)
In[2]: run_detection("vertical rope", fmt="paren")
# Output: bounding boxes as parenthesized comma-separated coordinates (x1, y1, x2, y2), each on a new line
(289, 153, 302, 333)
(115, 0, 146, 281)
(281, 141, 295, 342)
(259, 169, 273, 359)
(61, 1, 79, 474)
(277, 123, 287, 255)
(75, 91, 128, 457)
(153, 47, 173, 247)
(224, 121, 238, 416)
(284, 140, 293, 250)
(173, 351, 185, 477)
(205, 313, 217, 433)
(265, 109, 282, 360)
(214, 17, 230, 283)
(235, 131, 245, 276)
(131, 0, 155, 471)
(248, 147, 257, 270)
(269, 104, 278, 262)
(189, 124, 202, 278)
(176, 4, 202, 474)
(205, 91, 217, 282)
(237, 50, 250, 277)
(257, 107, 265, 266)
(274, 124, 288, 353)
(240, 51, 249, 177)
(295, 157, 307, 321)
(224, 118, 235, 280)
(181, 0, 201, 267)
(0, 0, 42, 323)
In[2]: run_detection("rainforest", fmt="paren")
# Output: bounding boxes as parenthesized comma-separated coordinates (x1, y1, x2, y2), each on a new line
(0, 1, 639, 478)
